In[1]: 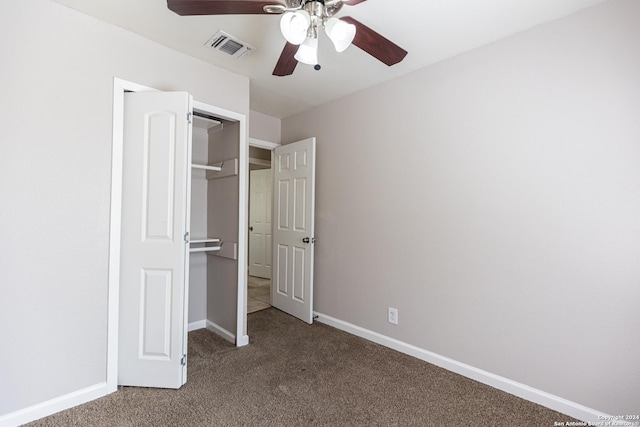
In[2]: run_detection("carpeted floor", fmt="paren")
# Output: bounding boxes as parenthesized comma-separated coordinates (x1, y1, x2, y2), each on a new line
(29, 308, 576, 426)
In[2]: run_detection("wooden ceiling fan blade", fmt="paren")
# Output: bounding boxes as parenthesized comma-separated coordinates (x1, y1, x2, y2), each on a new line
(273, 42, 298, 76)
(340, 16, 407, 66)
(343, 0, 368, 5)
(167, 0, 279, 16)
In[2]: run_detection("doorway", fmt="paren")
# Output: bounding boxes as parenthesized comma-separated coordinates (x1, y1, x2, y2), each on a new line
(245, 137, 317, 324)
(247, 140, 278, 314)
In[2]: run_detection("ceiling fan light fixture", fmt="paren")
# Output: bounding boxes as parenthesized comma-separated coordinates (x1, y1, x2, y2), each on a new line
(294, 37, 319, 65)
(325, 17, 356, 52)
(280, 10, 311, 45)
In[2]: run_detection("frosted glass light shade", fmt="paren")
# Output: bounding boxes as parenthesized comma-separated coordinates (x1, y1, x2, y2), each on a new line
(280, 11, 310, 45)
(325, 17, 356, 52)
(294, 37, 319, 65)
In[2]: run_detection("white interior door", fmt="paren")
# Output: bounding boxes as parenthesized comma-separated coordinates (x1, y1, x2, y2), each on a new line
(119, 91, 192, 389)
(271, 138, 316, 324)
(249, 169, 273, 279)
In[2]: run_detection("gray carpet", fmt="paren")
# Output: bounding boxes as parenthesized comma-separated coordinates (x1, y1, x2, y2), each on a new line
(29, 308, 575, 426)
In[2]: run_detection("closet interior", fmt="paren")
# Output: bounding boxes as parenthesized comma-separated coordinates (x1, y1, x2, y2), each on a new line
(189, 110, 240, 340)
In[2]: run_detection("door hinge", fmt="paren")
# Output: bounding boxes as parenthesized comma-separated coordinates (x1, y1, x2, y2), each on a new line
(180, 354, 187, 366)
(184, 232, 190, 243)
(187, 112, 192, 124)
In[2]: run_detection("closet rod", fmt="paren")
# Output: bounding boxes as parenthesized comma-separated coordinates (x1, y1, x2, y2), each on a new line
(193, 111, 223, 125)
(190, 246, 221, 253)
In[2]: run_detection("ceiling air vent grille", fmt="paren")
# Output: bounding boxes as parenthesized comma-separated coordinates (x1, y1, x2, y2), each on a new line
(205, 31, 255, 59)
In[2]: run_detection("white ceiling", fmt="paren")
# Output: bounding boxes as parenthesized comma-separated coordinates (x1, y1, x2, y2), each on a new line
(53, 0, 606, 119)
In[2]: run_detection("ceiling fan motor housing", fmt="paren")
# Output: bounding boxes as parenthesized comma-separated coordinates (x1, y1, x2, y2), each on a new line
(303, 0, 344, 20)
(304, 0, 324, 22)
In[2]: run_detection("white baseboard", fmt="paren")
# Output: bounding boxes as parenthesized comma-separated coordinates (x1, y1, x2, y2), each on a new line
(188, 319, 207, 332)
(313, 311, 609, 424)
(2, 320, 234, 427)
(206, 320, 235, 344)
(0, 382, 109, 427)
(236, 334, 249, 347)
(194, 319, 247, 347)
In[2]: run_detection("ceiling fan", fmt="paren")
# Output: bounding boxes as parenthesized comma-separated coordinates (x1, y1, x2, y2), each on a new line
(167, 0, 408, 76)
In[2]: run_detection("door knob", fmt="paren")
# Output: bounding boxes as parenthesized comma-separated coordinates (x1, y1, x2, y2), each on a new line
(249, 226, 254, 231)
(302, 237, 316, 244)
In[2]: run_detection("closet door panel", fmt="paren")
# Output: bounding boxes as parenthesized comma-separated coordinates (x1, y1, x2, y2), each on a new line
(142, 112, 177, 241)
(119, 91, 191, 389)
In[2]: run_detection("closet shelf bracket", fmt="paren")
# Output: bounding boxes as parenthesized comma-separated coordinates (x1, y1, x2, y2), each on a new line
(205, 241, 238, 260)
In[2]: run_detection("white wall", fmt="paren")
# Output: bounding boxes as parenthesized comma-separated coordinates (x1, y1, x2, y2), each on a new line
(0, 0, 248, 419)
(249, 110, 281, 143)
(207, 122, 241, 335)
(282, 0, 640, 416)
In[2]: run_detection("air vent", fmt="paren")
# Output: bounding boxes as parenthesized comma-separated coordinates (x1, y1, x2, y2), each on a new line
(205, 31, 255, 59)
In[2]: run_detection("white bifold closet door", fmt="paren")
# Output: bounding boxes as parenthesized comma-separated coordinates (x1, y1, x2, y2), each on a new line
(119, 91, 192, 389)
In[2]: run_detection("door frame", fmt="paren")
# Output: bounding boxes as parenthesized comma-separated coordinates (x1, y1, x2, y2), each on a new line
(246, 138, 280, 301)
(107, 78, 248, 393)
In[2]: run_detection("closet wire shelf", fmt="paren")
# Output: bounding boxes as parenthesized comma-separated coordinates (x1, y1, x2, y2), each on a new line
(189, 238, 221, 253)
(188, 239, 238, 260)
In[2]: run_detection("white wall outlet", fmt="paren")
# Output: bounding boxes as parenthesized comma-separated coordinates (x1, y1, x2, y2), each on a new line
(388, 307, 398, 325)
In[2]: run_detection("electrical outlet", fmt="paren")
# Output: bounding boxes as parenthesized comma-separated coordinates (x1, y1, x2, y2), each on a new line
(388, 307, 398, 325)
